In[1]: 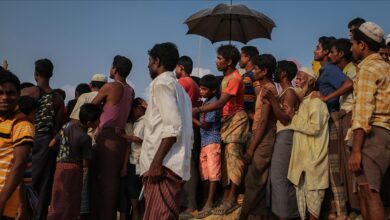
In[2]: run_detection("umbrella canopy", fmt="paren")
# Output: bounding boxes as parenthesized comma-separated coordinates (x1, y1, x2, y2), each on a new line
(184, 3, 276, 44)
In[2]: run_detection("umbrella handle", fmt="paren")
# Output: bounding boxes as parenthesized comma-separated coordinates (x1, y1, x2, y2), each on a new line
(229, 0, 232, 44)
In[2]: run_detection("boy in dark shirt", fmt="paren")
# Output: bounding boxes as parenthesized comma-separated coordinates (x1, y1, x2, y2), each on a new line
(47, 103, 102, 220)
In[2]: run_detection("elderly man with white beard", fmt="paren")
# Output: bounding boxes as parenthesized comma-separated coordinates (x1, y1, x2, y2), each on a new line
(287, 67, 330, 220)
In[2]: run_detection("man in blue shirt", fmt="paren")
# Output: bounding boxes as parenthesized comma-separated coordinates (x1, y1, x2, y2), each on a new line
(312, 36, 353, 220)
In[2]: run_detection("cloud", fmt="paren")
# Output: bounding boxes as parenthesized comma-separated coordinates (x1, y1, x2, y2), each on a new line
(60, 84, 76, 103)
(191, 67, 221, 78)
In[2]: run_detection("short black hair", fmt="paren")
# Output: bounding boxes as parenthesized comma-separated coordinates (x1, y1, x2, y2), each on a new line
(332, 38, 353, 62)
(241, 46, 259, 58)
(352, 28, 381, 52)
(217, 45, 240, 67)
(177, 56, 193, 75)
(148, 42, 179, 71)
(277, 60, 298, 81)
(132, 97, 146, 109)
(18, 96, 37, 116)
(35, 58, 53, 79)
(90, 81, 106, 89)
(20, 82, 35, 90)
(251, 54, 277, 79)
(200, 74, 219, 91)
(348, 17, 366, 29)
(0, 70, 21, 92)
(75, 83, 91, 96)
(318, 36, 336, 54)
(79, 103, 102, 125)
(53, 88, 66, 100)
(190, 76, 200, 86)
(113, 55, 133, 78)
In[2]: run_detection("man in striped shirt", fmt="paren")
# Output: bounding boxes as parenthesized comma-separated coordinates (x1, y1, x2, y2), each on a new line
(0, 70, 34, 219)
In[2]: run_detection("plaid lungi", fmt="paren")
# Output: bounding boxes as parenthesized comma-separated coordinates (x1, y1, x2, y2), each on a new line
(220, 110, 249, 187)
(296, 174, 325, 220)
(221, 142, 245, 187)
(328, 116, 347, 216)
(221, 110, 249, 144)
(338, 111, 360, 210)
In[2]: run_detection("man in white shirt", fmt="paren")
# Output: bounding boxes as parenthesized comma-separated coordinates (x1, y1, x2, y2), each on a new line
(139, 42, 193, 220)
(69, 73, 107, 121)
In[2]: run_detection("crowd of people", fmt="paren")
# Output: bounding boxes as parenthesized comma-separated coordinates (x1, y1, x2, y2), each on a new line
(0, 17, 389, 220)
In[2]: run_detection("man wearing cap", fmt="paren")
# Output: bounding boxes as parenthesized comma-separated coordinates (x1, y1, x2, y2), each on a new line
(379, 45, 390, 63)
(69, 73, 107, 121)
(349, 21, 390, 220)
(379, 37, 390, 64)
(287, 67, 330, 220)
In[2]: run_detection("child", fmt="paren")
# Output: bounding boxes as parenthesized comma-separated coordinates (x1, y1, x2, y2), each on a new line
(47, 103, 102, 220)
(194, 45, 249, 215)
(192, 75, 221, 219)
(239, 54, 278, 220)
(118, 97, 147, 220)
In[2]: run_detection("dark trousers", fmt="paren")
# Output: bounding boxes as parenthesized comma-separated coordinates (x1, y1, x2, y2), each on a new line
(180, 127, 200, 210)
(32, 133, 56, 220)
(90, 128, 126, 220)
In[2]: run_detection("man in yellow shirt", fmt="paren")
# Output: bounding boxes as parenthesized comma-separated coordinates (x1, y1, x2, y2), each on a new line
(349, 21, 390, 220)
(0, 70, 34, 219)
(287, 67, 330, 220)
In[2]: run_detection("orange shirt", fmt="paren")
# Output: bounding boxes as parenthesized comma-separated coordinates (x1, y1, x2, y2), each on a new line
(0, 112, 34, 218)
(221, 70, 245, 118)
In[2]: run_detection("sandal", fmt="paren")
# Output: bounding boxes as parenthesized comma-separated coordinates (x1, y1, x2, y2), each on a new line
(211, 201, 240, 215)
(195, 206, 213, 219)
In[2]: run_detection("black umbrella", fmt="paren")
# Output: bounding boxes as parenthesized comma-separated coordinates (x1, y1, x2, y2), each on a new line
(184, 3, 276, 44)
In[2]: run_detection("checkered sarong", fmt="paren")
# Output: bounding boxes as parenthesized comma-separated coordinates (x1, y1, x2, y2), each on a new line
(328, 117, 347, 216)
(296, 174, 325, 220)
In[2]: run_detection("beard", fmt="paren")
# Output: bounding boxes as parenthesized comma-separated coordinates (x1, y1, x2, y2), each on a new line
(294, 83, 310, 101)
